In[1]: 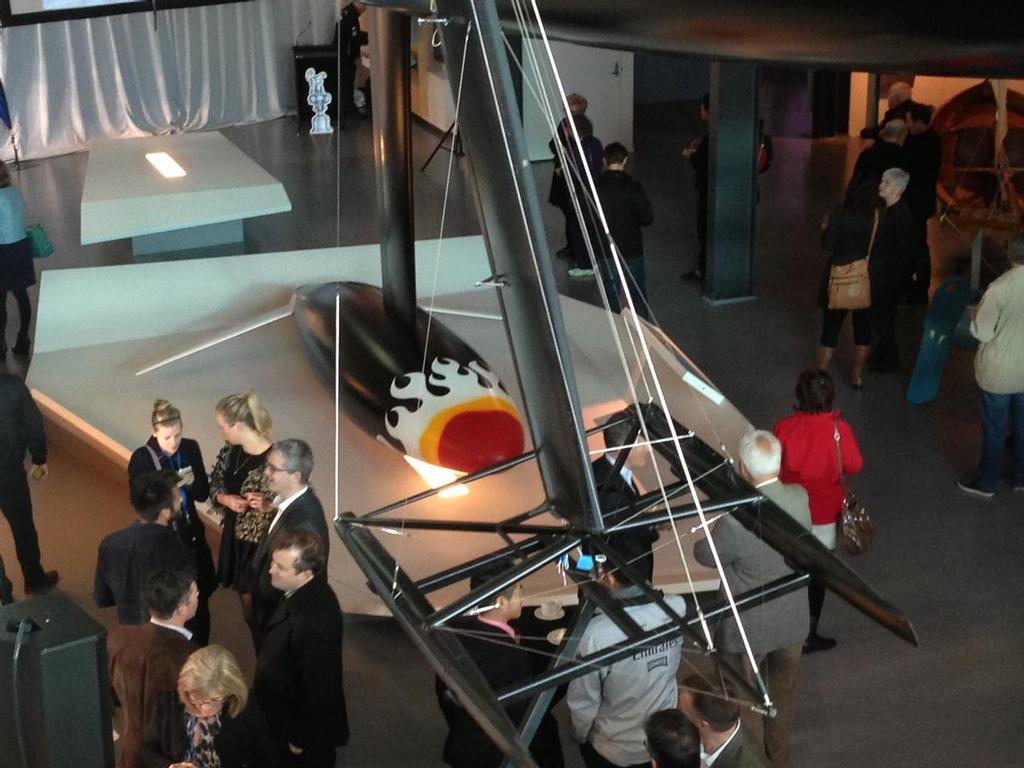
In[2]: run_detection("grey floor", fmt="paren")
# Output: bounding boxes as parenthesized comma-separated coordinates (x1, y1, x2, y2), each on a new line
(2, 102, 1023, 767)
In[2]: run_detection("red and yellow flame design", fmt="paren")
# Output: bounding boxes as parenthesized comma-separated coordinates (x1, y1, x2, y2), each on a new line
(386, 358, 525, 475)
(418, 395, 524, 474)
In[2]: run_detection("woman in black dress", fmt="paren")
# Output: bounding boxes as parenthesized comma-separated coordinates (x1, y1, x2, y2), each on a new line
(128, 399, 215, 645)
(208, 390, 274, 626)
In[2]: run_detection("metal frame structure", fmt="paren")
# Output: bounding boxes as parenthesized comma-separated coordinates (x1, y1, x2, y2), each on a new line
(336, 2, 919, 766)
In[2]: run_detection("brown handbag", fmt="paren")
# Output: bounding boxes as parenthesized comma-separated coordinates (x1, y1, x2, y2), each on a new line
(834, 423, 872, 555)
(827, 209, 879, 311)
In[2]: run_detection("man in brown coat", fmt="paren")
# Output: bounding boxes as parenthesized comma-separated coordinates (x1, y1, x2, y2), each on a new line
(107, 566, 198, 768)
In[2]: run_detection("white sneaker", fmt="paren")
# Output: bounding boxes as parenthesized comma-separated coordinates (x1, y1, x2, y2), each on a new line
(568, 268, 595, 279)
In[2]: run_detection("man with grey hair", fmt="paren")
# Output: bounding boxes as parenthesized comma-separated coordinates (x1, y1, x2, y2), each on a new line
(691, 430, 810, 767)
(957, 234, 1024, 499)
(870, 166, 914, 374)
(249, 438, 329, 648)
(883, 81, 913, 122)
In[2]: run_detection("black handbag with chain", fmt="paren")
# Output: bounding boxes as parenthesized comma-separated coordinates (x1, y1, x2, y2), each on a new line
(834, 423, 873, 555)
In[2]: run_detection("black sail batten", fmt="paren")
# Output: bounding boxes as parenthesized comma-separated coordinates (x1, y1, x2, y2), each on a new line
(630, 405, 920, 647)
(336, 514, 538, 768)
(434, 0, 603, 533)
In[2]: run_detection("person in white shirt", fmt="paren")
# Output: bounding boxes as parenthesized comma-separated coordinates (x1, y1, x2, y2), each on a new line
(957, 234, 1024, 499)
(677, 676, 766, 768)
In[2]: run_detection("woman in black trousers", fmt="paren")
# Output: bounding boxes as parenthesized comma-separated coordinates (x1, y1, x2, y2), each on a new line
(816, 175, 879, 388)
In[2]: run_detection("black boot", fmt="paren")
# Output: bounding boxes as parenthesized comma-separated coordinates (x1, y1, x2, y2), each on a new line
(13, 333, 30, 356)
(802, 630, 837, 654)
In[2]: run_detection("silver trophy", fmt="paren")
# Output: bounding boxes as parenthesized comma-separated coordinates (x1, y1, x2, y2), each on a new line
(305, 67, 333, 135)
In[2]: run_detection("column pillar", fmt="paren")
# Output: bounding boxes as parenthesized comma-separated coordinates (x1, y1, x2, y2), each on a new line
(706, 62, 759, 302)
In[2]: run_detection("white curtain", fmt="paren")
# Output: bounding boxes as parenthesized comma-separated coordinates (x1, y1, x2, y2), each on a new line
(0, 0, 338, 160)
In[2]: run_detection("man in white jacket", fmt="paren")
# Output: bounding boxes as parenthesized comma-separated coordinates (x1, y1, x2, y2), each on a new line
(567, 539, 686, 768)
(957, 234, 1024, 499)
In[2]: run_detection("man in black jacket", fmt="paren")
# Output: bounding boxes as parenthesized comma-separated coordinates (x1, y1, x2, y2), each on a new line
(0, 373, 58, 597)
(255, 530, 348, 768)
(249, 438, 329, 649)
(588, 409, 659, 583)
(851, 118, 908, 187)
(681, 94, 709, 282)
(597, 142, 654, 319)
(94, 471, 193, 625)
(902, 102, 943, 303)
(333, 1, 367, 124)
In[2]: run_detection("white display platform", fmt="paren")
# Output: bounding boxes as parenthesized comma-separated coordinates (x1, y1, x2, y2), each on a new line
(80, 131, 292, 252)
(26, 237, 777, 615)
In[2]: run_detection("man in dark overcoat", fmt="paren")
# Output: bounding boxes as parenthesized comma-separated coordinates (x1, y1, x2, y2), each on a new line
(254, 530, 348, 768)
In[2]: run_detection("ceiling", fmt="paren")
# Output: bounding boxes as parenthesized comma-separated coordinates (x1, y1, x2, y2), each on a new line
(400, 0, 1024, 77)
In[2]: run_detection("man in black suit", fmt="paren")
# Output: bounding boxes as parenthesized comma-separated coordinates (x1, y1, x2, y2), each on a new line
(254, 530, 348, 768)
(249, 438, 329, 648)
(589, 410, 658, 582)
(851, 118, 907, 188)
(94, 471, 193, 625)
(681, 93, 709, 282)
(902, 102, 943, 303)
(0, 373, 59, 597)
(678, 676, 767, 768)
(333, 1, 368, 123)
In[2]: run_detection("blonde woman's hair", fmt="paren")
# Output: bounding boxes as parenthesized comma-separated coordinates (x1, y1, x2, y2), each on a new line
(151, 399, 182, 429)
(178, 645, 248, 718)
(216, 389, 273, 438)
(567, 93, 588, 116)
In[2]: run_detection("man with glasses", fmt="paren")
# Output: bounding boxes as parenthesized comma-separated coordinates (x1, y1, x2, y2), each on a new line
(249, 438, 329, 649)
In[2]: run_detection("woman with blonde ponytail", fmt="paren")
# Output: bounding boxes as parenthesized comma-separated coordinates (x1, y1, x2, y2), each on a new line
(208, 391, 274, 625)
(128, 399, 215, 645)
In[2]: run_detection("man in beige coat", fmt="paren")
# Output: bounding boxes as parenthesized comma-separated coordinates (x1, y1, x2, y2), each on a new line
(957, 234, 1024, 499)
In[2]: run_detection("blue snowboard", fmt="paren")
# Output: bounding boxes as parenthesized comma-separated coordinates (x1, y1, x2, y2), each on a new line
(907, 277, 975, 405)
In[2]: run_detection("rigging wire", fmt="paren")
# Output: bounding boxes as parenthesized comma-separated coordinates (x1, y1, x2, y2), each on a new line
(514, 0, 716, 644)
(522, 0, 769, 705)
(390, 20, 474, 598)
(458, 0, 597, 521)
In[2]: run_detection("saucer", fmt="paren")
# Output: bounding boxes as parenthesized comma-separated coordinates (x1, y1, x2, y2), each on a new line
(535, 604, 565, 621)
(546, 628, 566, 646)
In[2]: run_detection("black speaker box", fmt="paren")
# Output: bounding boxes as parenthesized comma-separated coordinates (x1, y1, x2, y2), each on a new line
(0, 592, 114, 768)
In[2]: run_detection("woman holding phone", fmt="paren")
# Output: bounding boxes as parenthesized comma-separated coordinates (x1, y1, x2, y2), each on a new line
(128, 399, 215, 645)
(208, 390, 274, 633)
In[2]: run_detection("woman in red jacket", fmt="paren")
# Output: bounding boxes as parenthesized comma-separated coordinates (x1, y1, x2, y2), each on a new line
(773, 369, 863, 653)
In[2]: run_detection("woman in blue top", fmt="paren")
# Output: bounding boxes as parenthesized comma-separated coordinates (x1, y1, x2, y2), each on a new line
(0, 161, 35, 360)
